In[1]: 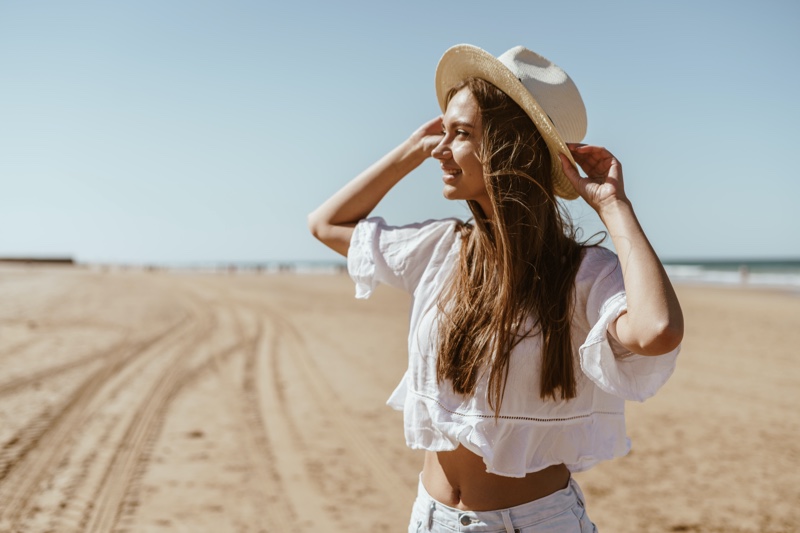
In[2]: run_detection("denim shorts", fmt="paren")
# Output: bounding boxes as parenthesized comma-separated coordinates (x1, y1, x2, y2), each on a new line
(408, 474, 597, 532)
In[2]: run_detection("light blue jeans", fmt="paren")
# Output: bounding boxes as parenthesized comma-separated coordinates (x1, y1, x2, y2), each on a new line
(409, 475, 597, 532)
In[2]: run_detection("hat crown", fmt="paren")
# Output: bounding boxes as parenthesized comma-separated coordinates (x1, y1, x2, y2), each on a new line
(497, 46, 586, 143)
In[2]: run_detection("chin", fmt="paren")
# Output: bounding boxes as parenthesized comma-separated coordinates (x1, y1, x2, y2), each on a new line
(442, 187, 462, 201)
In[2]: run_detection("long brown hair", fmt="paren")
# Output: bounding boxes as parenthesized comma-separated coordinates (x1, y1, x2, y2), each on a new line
(436, 78, 585, 415)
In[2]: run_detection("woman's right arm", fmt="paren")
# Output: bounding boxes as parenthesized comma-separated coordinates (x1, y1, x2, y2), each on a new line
(307, 116, 444, 257)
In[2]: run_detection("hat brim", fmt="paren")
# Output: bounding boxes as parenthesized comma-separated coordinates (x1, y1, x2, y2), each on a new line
(435, 44, 579, 200)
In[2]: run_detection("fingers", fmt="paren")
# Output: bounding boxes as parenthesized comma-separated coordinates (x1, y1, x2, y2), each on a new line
(566, 146, 599, 171)
(558, 153, 584, 188)
(566, 144, 620, 179)
(567, 143, 611, 157)
(417, 115, 442, 132)
(567, 144, 614, 164)
(567, 143, 607, 153)
(422, 116, 443, 134)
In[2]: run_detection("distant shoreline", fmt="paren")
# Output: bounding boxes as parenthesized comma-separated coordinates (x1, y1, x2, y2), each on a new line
(4, 258, 799, 292)
(662, 258, 800, 269)
(0, 257, 75, 265)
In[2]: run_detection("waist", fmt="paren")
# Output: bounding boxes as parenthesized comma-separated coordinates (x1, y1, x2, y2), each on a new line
(422, 447, 571, 511)
(413, 470, 587, 532)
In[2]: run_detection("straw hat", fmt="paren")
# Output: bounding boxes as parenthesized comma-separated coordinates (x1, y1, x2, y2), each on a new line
(435, 44, 587, 199)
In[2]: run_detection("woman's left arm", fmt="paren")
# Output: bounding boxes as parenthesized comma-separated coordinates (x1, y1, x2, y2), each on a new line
(560, 145, 683, 356)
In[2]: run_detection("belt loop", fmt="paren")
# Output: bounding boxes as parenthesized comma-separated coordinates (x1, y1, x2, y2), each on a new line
(501, 509, 515, 533)
(427, 501, 434, 530)
(570, 477, 586, 507)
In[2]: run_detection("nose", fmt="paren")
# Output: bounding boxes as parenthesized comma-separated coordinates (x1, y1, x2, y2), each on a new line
(431, 136, 451, 160)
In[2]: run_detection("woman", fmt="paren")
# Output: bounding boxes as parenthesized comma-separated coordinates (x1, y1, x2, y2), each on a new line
(308, 44, 683, 533)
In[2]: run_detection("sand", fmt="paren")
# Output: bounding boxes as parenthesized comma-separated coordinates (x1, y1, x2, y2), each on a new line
(0, 266, 797, 532)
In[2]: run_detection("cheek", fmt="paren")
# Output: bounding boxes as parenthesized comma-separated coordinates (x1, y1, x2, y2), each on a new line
(453, 145, 482, 172)
(464, 156, 485, 185)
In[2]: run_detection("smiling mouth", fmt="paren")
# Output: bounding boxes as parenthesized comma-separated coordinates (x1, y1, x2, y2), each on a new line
(442, 168, 462, 179)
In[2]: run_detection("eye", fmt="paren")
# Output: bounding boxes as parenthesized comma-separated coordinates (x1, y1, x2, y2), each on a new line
(456, 129, 469, 137)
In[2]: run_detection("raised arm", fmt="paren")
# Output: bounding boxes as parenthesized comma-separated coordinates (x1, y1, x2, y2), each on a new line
(559, 145, 684, 356)
(307, 117, 445, 257)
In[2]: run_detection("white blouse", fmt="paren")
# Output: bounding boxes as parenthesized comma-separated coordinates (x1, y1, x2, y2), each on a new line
(347, 217, 679, 478)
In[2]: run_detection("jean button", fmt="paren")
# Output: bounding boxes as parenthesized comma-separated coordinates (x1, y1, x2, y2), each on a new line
(459, 514, 471, 526)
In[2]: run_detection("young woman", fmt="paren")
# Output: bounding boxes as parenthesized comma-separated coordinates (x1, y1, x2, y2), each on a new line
(308, 44, 683, 533)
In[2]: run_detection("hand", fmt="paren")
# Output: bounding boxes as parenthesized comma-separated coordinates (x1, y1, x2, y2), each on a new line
(559, 144, 629, 213)
(409, 116, 444, 158)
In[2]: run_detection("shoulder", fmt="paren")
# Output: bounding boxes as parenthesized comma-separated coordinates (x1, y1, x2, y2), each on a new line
(574, 245, 625, 318)
(358, 216, 465, 233)
(353, 216, 464, 252)
(576, 245, 621, 285)
(348, 217, 465, 297)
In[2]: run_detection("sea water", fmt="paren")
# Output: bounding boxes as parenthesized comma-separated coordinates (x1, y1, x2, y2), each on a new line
(114, 258, 800, 291)
(663, 259, 800, 289)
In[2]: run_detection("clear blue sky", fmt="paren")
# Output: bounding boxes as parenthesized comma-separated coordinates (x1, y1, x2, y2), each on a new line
(2, 0, 798, 264)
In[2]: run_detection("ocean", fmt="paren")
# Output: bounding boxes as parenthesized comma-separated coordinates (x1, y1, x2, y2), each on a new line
(80, 258, 800, 291)
(279, 258, 800, 290)
(663, 259, 800, 290)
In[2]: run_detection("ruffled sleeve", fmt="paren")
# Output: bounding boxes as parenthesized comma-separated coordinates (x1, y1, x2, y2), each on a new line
(577, 247, 680, 402)
(347, 217, 460, 299)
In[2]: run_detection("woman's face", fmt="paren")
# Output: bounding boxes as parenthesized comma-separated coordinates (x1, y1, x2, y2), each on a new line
(432, 88, 493, 217)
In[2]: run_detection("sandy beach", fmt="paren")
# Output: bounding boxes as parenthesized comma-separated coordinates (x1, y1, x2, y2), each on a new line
(0, 266, 797, 532)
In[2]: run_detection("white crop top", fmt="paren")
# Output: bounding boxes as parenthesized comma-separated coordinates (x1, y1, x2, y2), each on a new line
(347, 217, 679, 477)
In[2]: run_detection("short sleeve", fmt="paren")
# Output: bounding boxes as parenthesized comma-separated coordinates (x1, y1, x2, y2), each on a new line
(347, 217, 460, 299)
(577, 247, 680, 402)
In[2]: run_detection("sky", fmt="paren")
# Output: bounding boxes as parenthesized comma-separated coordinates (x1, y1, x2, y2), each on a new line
(1, 0, 799, 264)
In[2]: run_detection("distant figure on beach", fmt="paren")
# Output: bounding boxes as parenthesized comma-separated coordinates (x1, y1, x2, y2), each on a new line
(309, 44, 683, 532)
(739, 264, 750, 284)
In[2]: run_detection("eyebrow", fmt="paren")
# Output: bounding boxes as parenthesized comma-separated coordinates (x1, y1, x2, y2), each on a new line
(445, 120, 476, 129)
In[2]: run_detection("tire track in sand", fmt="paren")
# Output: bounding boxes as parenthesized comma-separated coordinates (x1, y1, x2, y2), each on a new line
(232, 295, 411, 530)
(84, 285, 301, 533)
(0, 316, 188, 478)
(0, 315, 194, 531)
(248, 314, 335, 531)
(210, 304, 298, 530)
(269, 309, 411, 491)
(0, 334, 142, 397)
(80, 304, 218, 533)
(161, 278, 300, 530)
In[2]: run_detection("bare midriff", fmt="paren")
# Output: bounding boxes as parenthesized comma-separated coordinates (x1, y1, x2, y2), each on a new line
(422, 446, 570, 511)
